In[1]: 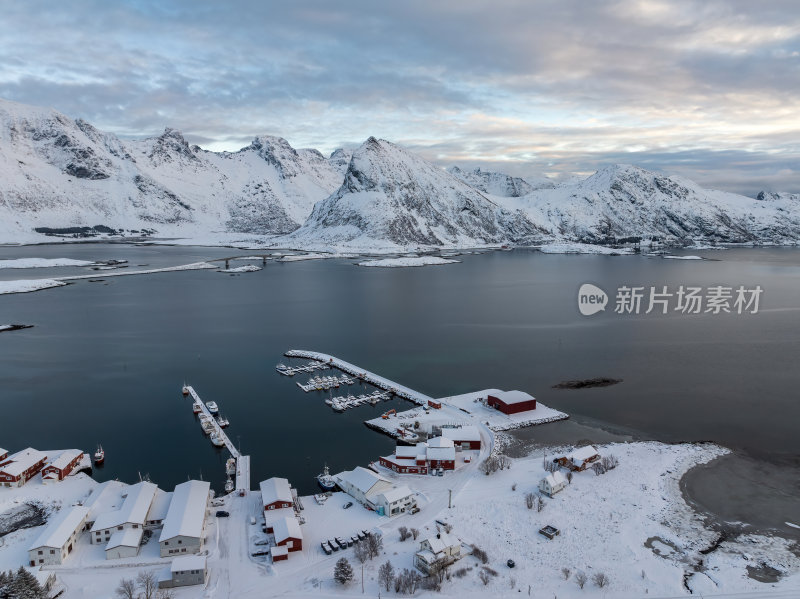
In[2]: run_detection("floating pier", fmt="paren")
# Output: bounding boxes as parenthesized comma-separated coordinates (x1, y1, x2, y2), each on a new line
(297, 374, 356, 392)
(183, 385, 250, 495)
(284, 350, 434, 406)
(276, 360, 330, 377)
(326, 390, 392, 412)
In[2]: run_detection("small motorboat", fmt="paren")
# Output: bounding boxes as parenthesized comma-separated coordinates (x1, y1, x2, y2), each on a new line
(192, 403, 202, 414)
(316, 465, 336, 491)
(226, 457, 237, 476)
(224, 477, 234, 493)
(206, 401, 219, 414)
(217, 414, 230, 428)
(210, 432, 225, 447)
(201, 420, 215, 435)
(182, 385, 189, 396)
(94, 444, 105, 465)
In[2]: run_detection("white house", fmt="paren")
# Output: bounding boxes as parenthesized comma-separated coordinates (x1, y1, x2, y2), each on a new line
(334, 466, 393, 507)
(369, 485, 415, 517)
(159, 480, 211, 557)
(90, 481, 157, 546)
(158, 555, 208, 589)
(28, 506, 89, 567)
(83, 480, 127, 529)
(414, 532, 461, 574)
(539, 471, 567, 497)
(105, 527, 143, 560)
(145, 489, 173, 529)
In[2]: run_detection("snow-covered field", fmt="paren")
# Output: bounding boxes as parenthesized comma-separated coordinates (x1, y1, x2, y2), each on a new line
(0, 258, 95, 269)
(358, 256, 461, 268)
(0, 278, 66, 294)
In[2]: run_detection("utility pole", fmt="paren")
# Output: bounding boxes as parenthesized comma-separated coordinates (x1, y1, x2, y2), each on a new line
(448, 489, 452, 509)
(361, 564, 364, 593)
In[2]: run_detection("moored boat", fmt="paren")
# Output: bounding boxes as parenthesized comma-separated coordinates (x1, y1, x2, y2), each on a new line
(316, 465, 336, 490)
(94, 444, 105, 464)
(201, 420, 215, 435)
(192, 403, 202, 414)
(206, 401, 219, 414)
(224, 477, 234, 493)
(226, 457, 237, 476)
(210, 432, 225, 447)
(217, 414, 230, 428)
(182, 385, 189, 396)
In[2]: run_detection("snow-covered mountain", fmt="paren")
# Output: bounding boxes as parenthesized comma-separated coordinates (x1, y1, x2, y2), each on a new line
(0, 98, 341, 240)
(447, 166, 553, 196)
(0, 98, 798, 249)
(287, 137, 545, 249)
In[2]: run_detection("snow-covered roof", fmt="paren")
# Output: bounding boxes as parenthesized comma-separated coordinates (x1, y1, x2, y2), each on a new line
(91, 481, 157, 532)
(146, 489, 172, 522)
(490, 390, 535, 405)
(46, 449, 83, 471)
(272, 516, 303, 543)
(427, 437, 454, 449)
(260, 477, 292, 506)
(84, 480, 127, 521)
(335, 466, 389, 495)
(171, 554, 206, 573)
(264, 507, 295, 528)
(270, 545, 289, 558)
(29, 506, 89, 550)
(569, 446, 599, 463)
(426, 438, 456, 462)
(0, 448, 47, 477)
(0, 448, 8, 459)
(395, 445, 420, 459)
(543, 471, 567, 487)
(105, 526, 143, 550)
(159, 480, 210, 542)
(425, 532, 456, 555)
(441, 426, 481, 442)
(374, 485, 413, 505)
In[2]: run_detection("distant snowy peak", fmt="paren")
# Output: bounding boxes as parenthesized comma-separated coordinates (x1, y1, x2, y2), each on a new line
(328, 148, 353, 174)
(290, 137, 546, 248)
(757, 191, 800, 202)
(448, 166, 553, 196)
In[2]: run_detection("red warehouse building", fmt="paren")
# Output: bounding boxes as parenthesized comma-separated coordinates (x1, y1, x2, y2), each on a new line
(0, 449, 8, 463)
(42, 449, 84, 483)
(379, 444, 429, 475)
(260, 477, 293, 511)
(441, 426, 482, 450)
(426, 437, 456, 470)
(273, 516, 303, 553)
(487, 390, 537, 415)
(0, 448, 48, 487)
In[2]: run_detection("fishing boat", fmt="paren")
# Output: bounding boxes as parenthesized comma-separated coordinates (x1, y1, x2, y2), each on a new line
(217, 414, 230, 428)
(224, 477, 234, 493)
(94, 444, 105, 464)
(316, 465, 336, 490)
(201, 420, 215, 435)
(182, 385, 189, 396)
(192, 403, 202, 414)
(226, 457, 237, 476)
(210, 432, 225, 447)
(206, 401, 219, 414)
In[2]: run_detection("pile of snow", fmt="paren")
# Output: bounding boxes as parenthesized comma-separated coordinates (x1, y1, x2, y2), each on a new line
(357, 256, 460, 268)
(0, 258, 94, 269)
(0, 279, 66, 295)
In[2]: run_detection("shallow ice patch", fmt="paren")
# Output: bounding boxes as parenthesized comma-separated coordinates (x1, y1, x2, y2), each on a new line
(357, 256, 460, 268)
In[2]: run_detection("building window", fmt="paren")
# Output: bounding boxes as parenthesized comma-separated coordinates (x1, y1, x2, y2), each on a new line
(117, 526, 123, 530)
(165, 541, 169, 545)
(50, 549, 55, 554)
(178, 540, 182, 544)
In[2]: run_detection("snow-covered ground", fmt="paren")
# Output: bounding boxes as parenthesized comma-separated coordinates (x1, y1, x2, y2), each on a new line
(357, 256, 460, 268)
(661, 255, 703, 260)
(0, 258, 95, 269)
(0, 278, 66, 295)
(217, 265, 262, 273)
(538, 243, 634, 255)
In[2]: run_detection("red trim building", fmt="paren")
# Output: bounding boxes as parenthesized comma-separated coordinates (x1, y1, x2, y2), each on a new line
(426, 437, 456, 470)
(273, 516, 303, 553)
(0, 448, 48, 487)
(260, 477, 293, 511)
(487, 390, 537, 415)
(42, 450, 84, 483)
(441, 426, 482, 450)
(0, 449, 7, 463)
(379, 444, 429, 474)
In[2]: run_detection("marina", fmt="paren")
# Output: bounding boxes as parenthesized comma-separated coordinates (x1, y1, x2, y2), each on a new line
(275, 360, 330, 377)
(296, 373, 356, 392)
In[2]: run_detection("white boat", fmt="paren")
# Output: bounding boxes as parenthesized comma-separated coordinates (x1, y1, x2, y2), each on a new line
(316, 465, 336, 490)
(217, 414, 230, 428)
(225, 477, 234, 493)
(210, 432, 225, 447)
(206, 401, 219, 414)
(226, 457, 237, 476)
(201, 420, 215, 435)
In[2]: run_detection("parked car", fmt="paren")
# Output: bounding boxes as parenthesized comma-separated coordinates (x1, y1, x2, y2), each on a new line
(215, 510, 230, 517)
(410, 506, 420, 514)
(320, 542, 332, 555)
(343, 501, 353, 509)
(507, 559, 516, 568)
(335, 537, 348, 550)
(328, 539, 339, 551)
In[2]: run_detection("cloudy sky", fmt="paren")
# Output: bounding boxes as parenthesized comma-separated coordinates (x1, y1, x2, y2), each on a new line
(2, 0, 799, 196)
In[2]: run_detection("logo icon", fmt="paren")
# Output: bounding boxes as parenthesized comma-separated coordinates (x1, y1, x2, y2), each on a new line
(578, 283, 608, 316)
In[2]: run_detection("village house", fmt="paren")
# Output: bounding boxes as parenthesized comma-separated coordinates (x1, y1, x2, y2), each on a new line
(371, 485, 415, 516)
(0, 448, 48, 487)
(379, 443, 429, 474)
(82, 480, 128, 530)
(414, 532, 461, 574)
(158, 555, 208, 589)
(158, 480, 211, 557)
(556, 446, 601, 472)
(486, 390, 537, 415)
(145, 489, 173, 529)
(90, 481, 157, 547)
(426, 437, 456, 470)
(260, 477, 294, 511)
(335, 466, 416, 516)
(440, 425, 482, 450)
(539, 471, 567, 497)
(41, 449, 84, 483)
(272, 515, 303, 553)
(28, 506, 89, 567)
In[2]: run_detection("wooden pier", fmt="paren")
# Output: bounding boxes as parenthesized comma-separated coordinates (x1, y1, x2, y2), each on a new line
(184, 385, 250, 495)
(296, 373, 356, 392)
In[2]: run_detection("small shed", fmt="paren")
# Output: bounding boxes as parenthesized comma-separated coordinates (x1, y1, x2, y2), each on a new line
(105, 527, 143, 560)
(158, 555, 208, 588)
(539, 471, 567, 497)
(270, 545, 289, 562)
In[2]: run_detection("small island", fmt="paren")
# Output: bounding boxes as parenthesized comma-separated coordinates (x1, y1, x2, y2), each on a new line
(0, 324, 34, 334)
(553, 377, 623, 389)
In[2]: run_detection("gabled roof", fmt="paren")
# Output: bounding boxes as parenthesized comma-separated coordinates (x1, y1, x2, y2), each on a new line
(426, 439, 455, 462)
(543, 471, 567, 487)
(105, 526, 143, 550)
(490, 390, 535, 405)
(91, 481, 157, 532)
(146, 489, 172, 522)
(272, 516, 303, 543)
(84, 480, 127, 521)
(427, 437, 454, 449)
(569, 446, 599, 463)
(424, 532, 456, 555)
(46, 449, 83, 471)
(441, 426, 481, 442)
(373, 485, 413, 505)
(335, 466, 389, 495)
(29, 506, 89, 550)
(260, 477, 292, 506)
(171, 554, 206, 573)
(0, 448, 47, 477)
(159, 480, 210, 542)
(395, 445, 419, 459)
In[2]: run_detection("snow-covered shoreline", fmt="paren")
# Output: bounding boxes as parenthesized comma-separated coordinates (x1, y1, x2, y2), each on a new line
(357, 256, 461, 268)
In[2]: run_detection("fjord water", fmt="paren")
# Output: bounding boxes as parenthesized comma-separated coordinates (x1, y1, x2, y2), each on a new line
(1, 245, 798, 536)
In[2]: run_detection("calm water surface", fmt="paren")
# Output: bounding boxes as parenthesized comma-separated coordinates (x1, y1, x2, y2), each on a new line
(1, 244, 798, 536)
